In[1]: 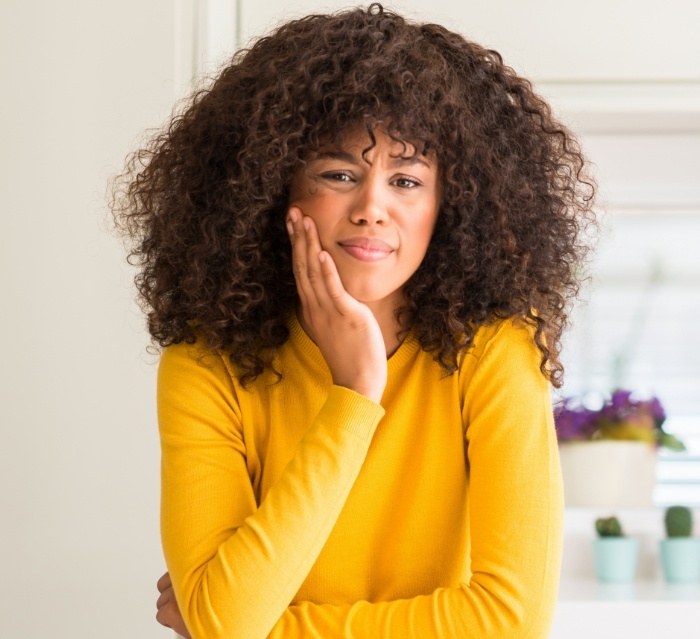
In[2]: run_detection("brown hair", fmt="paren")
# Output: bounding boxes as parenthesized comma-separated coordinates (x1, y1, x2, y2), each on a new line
(112, 3, 595, 387)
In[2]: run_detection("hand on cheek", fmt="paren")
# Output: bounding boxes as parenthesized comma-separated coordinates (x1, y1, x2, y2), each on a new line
(287, 207, 387, 403)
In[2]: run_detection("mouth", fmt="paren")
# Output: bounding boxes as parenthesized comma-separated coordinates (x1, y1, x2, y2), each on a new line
(337, 237, 394, 262)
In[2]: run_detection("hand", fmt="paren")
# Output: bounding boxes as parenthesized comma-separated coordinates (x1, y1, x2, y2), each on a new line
(156, 572, 191, 638)
(287, 207, 387, 403)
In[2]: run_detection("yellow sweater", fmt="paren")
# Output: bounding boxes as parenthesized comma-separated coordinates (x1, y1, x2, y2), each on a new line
(158, 316, 563, 639)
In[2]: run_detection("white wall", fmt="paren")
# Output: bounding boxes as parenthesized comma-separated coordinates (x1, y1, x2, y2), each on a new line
(236, 0, 700, 81)
(0, 1, 181, 636)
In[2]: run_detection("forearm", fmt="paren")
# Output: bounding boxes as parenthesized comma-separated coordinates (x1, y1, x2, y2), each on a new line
(268, 470, 562, 638)
(272, 571, 560, 639)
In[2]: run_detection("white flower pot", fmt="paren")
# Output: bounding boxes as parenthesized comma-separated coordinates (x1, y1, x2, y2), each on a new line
(559, 440, 656, 508)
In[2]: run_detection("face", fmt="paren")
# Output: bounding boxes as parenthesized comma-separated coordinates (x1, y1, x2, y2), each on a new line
(288, 127, 440, 313)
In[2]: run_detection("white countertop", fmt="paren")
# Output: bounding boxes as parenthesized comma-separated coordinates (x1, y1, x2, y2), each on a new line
(551, 508, 700, 638)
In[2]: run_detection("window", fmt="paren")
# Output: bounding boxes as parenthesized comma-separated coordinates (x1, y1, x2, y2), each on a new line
(559, 210, 700, 506)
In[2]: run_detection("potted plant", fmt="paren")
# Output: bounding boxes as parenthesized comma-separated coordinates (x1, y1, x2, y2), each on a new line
(554, 390, 685, 507)
(659, 506, 700, 583)
(593, 516, 639, 583)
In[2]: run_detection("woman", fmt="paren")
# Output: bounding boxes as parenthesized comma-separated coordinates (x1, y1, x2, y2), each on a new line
(113, 4, 594, 637)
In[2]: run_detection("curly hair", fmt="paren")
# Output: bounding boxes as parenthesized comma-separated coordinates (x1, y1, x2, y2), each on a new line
(112, 3, 595, 388)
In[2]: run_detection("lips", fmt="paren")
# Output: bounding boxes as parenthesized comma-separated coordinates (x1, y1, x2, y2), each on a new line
(337, 237, 394, 262)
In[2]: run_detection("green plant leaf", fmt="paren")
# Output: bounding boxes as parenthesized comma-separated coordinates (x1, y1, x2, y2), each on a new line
(658, 433, 687, 452)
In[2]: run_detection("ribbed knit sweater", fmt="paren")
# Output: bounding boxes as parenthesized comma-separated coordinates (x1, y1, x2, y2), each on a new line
(158, 315, 563, 638)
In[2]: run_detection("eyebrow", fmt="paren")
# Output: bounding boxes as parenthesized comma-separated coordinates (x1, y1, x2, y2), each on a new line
(313, 149, 432, 169)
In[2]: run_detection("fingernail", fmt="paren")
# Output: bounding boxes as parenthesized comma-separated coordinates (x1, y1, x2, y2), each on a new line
(288, 208, 298, 223)
(286, 220, 293, 236)
(303, 217, 310, 231)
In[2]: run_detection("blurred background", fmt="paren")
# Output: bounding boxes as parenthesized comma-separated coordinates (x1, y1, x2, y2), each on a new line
(1, 1, 698, 636)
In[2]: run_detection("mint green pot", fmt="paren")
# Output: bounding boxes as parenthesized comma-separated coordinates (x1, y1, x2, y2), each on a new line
(659, 538, 700, 583)
(593, 537, 639, 583)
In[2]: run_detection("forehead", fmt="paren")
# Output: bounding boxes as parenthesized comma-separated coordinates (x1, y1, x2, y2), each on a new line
(312, 126, 436, 166)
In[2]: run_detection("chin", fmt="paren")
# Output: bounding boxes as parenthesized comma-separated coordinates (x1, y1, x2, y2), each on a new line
(334, 266, 404, 308)
(342, 280, 403, 308)
(344, 287, 382, 304)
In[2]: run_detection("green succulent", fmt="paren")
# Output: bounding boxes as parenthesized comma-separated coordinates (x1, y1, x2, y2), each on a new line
(665, 506, 693, 538)
(595, 516, 624, 537)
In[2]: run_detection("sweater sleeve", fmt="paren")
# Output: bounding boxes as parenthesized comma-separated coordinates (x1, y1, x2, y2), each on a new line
(157, 342, 385, 639)
(267, 320, 564, 638)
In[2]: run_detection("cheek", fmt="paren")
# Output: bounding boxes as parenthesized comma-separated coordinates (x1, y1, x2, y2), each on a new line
(293, 193, 340, 239)
(290, 184, 325, 217)
(411, 211, 439, 251)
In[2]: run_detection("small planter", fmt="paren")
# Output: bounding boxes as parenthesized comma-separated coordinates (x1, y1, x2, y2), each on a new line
(559, 440, 656, 507)
(593, 537, 639, 583)
(659, 538, 700, 583)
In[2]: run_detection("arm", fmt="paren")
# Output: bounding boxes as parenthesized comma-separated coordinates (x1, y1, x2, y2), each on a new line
(161, 211, 390, 639)
(159, 344, 384, 639)
(266, 320, 564, 638)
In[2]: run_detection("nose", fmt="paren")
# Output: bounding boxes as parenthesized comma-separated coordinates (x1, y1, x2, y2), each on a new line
(349, 178, 389, 226)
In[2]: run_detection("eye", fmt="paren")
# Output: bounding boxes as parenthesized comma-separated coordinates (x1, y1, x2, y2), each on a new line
(393, 176, 421, 189)
(320, 171, 354, 182)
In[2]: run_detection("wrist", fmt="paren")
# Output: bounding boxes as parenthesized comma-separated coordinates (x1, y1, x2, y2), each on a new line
(333, 376, 385, 404)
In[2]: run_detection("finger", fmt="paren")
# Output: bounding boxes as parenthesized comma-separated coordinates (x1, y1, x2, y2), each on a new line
(302, 216, 333, 306)
(288, 208, 320, 309)
(156, 599, 191, 638)
(288, 209, 316, 305)
(155, 603, 173, 629)
(318, 250, 358, 315)
(156, 586, 173, 610)
(156, 572, 171, 593)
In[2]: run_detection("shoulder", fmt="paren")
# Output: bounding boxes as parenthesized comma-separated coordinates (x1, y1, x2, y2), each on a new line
(157, 340, 247, 435)
(456, 316, 548, 403)
(158, 339, 238, 394)
(458, 318, 554, 444)
(460, 317, 540, 369)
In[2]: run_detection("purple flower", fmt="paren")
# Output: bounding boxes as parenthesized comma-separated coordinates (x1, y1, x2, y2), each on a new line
(554, 389, 682, 450)
(645, 397, 666, 425)
(610, 389, 633, 411)
(554, 400, 598, 441)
